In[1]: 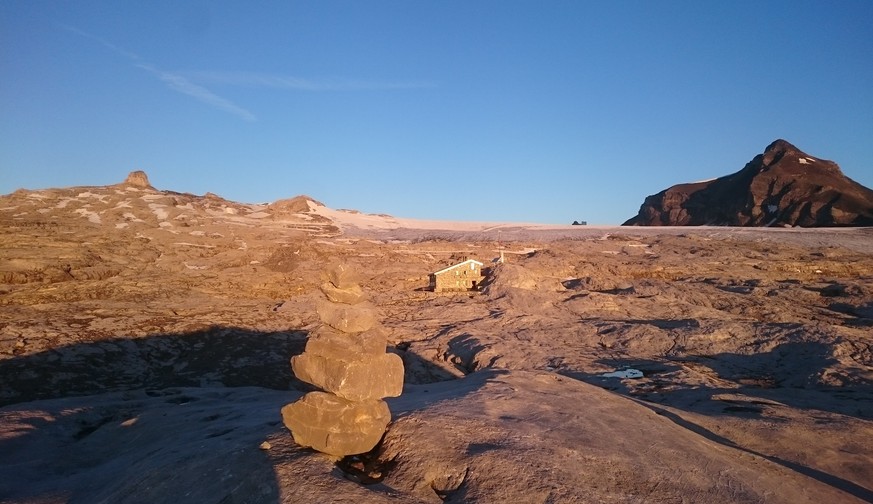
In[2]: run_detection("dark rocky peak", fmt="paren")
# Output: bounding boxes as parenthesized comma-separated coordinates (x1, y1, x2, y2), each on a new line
(761, 139, 801, 166)
(623, 139, 873, 227)
(764, 138, 800, 155)
(753, 139, 842, 175)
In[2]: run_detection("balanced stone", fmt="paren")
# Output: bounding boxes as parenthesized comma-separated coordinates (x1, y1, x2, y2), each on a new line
(320, 281, 366, 305)
(281, 392, 391, 457)
(316, 301, 379, 333)
(291, 352, 404, 401)
(305, 326, 388, 358)
(325, 263, 358, 289)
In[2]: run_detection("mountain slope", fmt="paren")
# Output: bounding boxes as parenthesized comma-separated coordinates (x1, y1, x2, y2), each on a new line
(624, 140, 873, 226)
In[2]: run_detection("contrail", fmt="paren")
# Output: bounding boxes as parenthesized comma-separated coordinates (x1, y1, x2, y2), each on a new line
(186, 71, 437, 91)
(59, 23, 256, 122)
(137, 64, 257, 122)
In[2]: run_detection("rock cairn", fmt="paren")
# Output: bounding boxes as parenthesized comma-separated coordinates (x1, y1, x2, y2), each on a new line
(281, 264, 404, 457)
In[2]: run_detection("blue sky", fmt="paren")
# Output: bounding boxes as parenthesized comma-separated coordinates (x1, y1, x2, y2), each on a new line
(1, 1, 871, 224)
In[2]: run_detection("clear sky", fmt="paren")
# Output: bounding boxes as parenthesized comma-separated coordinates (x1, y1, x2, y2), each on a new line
(2, 1, 871, 224)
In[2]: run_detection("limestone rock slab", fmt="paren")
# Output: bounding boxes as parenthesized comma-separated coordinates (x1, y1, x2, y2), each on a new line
(305, 326, 388, 358)
(316, 301, 379, 333)
(291, 352, 404, 401)
(281, 392, 391, 457)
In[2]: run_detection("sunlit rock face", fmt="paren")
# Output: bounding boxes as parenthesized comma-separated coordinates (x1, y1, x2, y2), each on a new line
(624, 139, 873, 227)
(281, 265, 403, 457)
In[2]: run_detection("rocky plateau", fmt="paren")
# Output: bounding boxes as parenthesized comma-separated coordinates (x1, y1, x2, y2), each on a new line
(1, 172, 872, 503)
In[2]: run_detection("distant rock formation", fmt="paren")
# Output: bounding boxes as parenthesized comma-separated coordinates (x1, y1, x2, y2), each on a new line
(269, 195, 324, 214)
(122, 170, 153, 189)
(623, 140, 873, 227)
(281, 264, 403, 457)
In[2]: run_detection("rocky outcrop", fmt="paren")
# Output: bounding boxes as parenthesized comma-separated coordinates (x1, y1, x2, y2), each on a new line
(122, 170, 154, 189)
(624, 140, 873, 227)
(268, 195, 324, 214)
(281, 264, 403, 457)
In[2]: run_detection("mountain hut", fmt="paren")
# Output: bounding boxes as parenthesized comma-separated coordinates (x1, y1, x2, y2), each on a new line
(429, 259, 484, 292)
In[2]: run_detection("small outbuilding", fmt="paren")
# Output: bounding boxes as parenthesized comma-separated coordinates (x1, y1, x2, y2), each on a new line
(429, 259, 484, 292)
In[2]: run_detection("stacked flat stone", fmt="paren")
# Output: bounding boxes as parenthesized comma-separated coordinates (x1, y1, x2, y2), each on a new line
(281, 265, 404, 457)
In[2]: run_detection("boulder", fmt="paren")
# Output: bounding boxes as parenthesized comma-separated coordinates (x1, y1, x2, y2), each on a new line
(281, 392, 391, 457)
(316, 301, 379, 333)
(291, 352, 404, 401)
(304, 326, 388, 358)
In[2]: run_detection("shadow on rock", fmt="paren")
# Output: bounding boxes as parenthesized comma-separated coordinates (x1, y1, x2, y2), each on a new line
(444, 334, 489, 374)
(827, 301, 873, 327)
(678, 341, 873, 419)
(572, 342, 872, 420)
(0, 385, 294, 504)
(387, 368, 509, 416)
(560, 358, 683, 396)
(694, 341, 840, 389)
(560, 345, 873, 502)
(0, 327, 309, 407)
(392, 343, 460, 385)
(633, 399, 873, 503)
